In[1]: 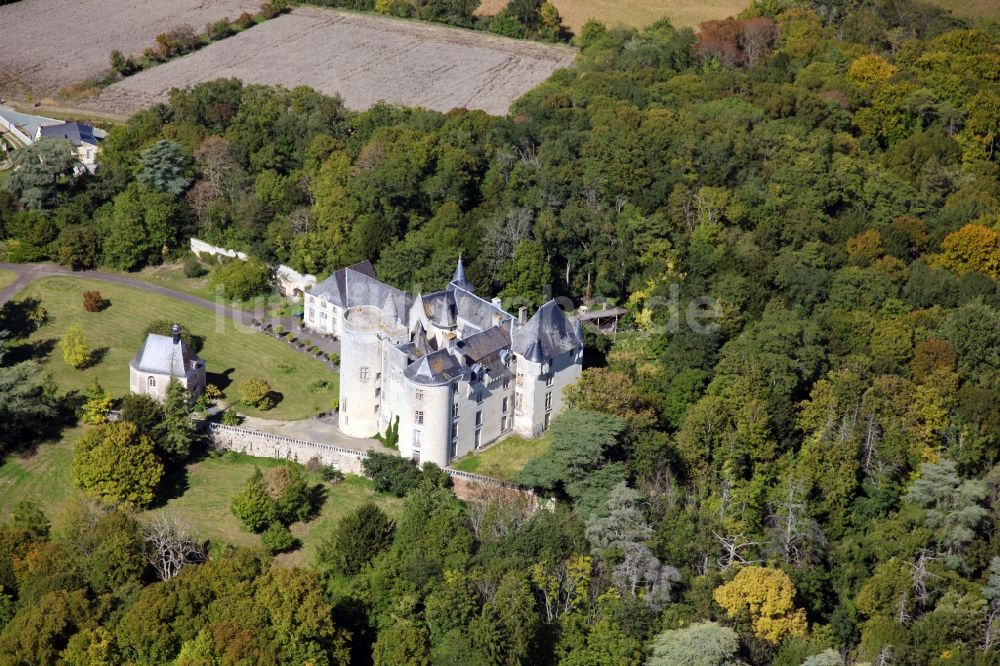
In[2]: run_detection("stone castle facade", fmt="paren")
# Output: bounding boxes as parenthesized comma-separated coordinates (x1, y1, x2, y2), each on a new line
(303, 259, 583, 467)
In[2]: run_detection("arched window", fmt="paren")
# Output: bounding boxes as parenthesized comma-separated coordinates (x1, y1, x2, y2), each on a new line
(148, 376, 157, 388)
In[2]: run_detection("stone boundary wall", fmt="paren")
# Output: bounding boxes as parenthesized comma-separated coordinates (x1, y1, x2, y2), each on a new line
(0, 116, 31, 145)
(108, 410, 535, 499)
(190, 238, 316, 297)
(190, 238, 248, 261)
(205, 422, 367, 475)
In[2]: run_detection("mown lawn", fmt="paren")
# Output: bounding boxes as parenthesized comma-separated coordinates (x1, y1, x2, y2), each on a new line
(0, 439, 401, 568)
(8, 277, 337, 420)
(150, 450, 403, 566)
(0, 428, 83, 519)
(0, 269, 16, 291)
(451, 434, 548, 482)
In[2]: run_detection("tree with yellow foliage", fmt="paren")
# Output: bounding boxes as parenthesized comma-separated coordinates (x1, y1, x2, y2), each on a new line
(847, 54, 897, 89)
(929, 223, 1000, 279)
(713, 566, 807, 642)
(60, 325, 91, 370)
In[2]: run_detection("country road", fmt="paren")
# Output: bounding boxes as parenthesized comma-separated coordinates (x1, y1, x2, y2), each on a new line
(0, 262, 245, 320)
(0, 262, 342, 357)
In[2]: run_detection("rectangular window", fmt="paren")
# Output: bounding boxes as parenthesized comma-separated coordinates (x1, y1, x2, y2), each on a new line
(544, 412, 551, 430)
(546, 374, 554, 388)
(476, 390, 484, 404)
(452, 401, 459, 419)
(360, 367, 369, 381)
(475, 428, 482, 448)
(545, 391, 552, 411)
(475, 411, 483, 427)
(415, 410, 424, 425)
(516, 373, 524, 385)
(502, 396, 509, 413)
(376, 372, 381, 381)
(416, 389, 424, 401)
(413, 430, 422, 448)
(449, 439, 457, 460)
(307, 308, 315, 321)
(515, 392, 523, 415)
(503, 377, 510, 390)
(375, 387, 381, 398)
(342, 398, 347, 412)
(501, 415, 509, 432)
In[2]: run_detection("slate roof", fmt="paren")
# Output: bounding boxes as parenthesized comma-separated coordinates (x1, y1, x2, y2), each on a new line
(38, 122, 102, 146)
(130, 333, 203, 377)
(456, 325, 512, 375)
(311, 261, 408, 322)
(404, 348, 466, 386)
(511, 300, 582, 363)
(448, 255, 474, 293)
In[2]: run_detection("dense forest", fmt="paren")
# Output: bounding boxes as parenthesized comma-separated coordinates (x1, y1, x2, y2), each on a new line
(3, 0, 1000, 663)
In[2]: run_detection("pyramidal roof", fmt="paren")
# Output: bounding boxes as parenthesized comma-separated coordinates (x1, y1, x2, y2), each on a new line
(512, 300, 582, 363)
(130, 332, 203, 377)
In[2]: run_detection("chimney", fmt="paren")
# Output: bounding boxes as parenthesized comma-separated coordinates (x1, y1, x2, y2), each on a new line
(491, 296, 502, 308)
(171, 323, 181, 344)
(518, 306, 527, 325)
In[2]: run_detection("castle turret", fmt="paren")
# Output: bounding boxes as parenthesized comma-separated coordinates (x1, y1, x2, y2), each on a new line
(339, 305, 405, 438)
(448, 255, 474, 293)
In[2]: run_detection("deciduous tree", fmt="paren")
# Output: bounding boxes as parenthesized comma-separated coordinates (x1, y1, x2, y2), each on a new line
(72, 422, 164, 507)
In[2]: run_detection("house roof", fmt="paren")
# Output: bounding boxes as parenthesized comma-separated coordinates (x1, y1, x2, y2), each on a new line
(38, 122, 102, 147)
(404, 348, 466, 386)
(512, 300, 582, 363)
(311, 261, 408, 322)
(130, 332, 203, 377)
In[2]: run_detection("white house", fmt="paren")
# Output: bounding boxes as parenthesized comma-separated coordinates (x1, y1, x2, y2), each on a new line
(34, 122, 105, 173)
(129, 324, 207, 401)
(306, 258, 584, 468)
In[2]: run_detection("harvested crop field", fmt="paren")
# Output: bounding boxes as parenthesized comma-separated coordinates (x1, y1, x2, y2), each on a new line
(0, 0, 259, 98)
(476, 0, 997, 32)
(84, 7, 578, 117)
(475, 0, 750, 31)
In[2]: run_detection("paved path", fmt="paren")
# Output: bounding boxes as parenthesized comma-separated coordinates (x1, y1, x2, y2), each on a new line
(0, 261, 339, 358)
(240, 414, 392, 455)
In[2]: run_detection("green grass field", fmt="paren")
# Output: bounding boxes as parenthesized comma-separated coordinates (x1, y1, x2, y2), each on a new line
(0, 438, 401, 568)
(9, 277, 337, 420)
(149, 451, 403, 567)
(451, 434, 548, 482)
(0, 428, 83, 518)
(0, 269, 15, 291)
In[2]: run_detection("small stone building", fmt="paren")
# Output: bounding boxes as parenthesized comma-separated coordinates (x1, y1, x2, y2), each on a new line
(129, 324, 207, 400)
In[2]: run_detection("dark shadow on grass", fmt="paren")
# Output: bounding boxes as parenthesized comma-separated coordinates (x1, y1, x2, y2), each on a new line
(267, 391, 283, 409)
(305, 483, 328, 522)
(3, 338, 56, 365)
(207, 368, 235, 392)
(0, 298, 45, 338)
(152, 464, 191, 507)
(86, 346, 109, 368)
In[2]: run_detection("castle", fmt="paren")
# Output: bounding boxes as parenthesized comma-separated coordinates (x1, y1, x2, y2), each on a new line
(303, 258, 583, 468)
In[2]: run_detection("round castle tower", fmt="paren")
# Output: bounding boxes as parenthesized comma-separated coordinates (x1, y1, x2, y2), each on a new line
(398, 373, 452, 468)
(339, 305, 390, 438)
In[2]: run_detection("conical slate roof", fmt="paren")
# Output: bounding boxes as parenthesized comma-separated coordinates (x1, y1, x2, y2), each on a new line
(448, 255, 475, 293)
